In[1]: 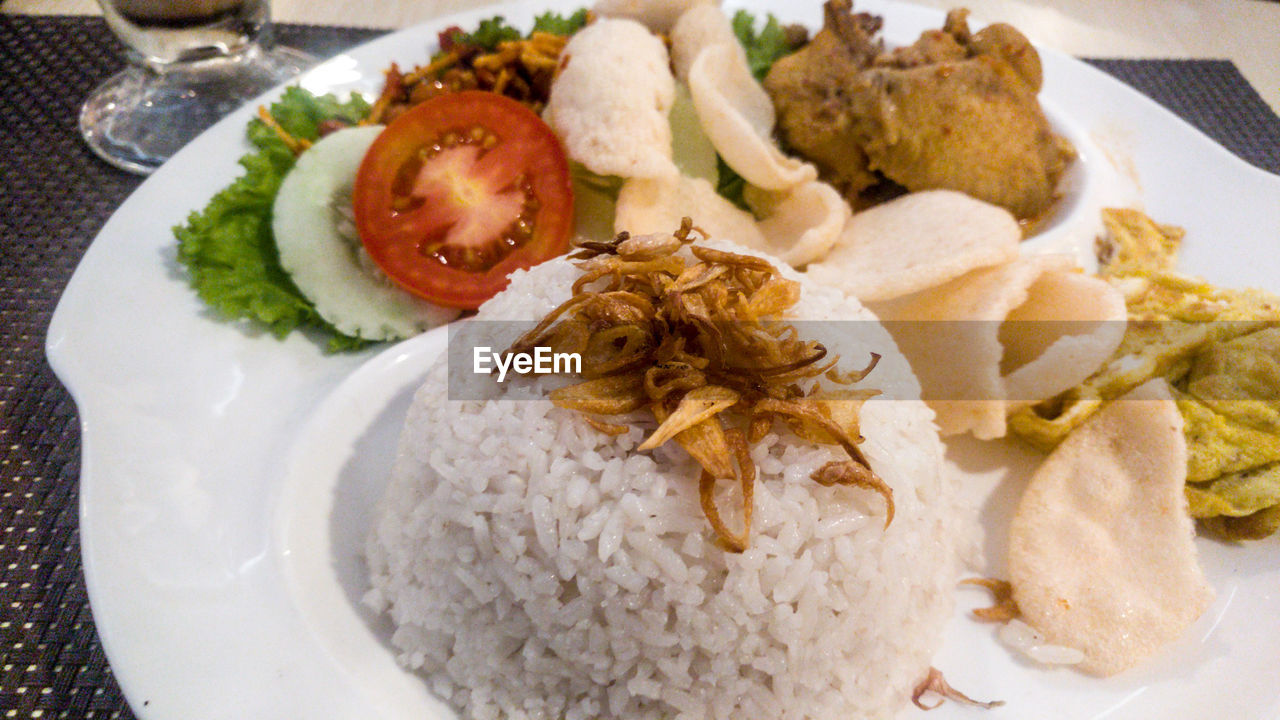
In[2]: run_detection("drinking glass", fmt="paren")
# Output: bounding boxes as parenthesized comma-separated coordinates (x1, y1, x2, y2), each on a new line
(79, 0, 314, 174)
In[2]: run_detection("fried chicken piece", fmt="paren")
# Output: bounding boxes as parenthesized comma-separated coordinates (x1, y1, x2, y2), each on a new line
(765, 2, 1072, 221)
(763, 2, 884, 203)
(849, 47, 1070, 219)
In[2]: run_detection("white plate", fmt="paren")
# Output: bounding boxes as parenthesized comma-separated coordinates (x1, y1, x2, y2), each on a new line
(46, 1, 1280, 718)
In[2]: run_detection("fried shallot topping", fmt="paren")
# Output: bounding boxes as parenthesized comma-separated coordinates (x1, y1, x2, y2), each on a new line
(504, 218, 892, 552)
(912, 667, 1005, 711)
(961, 577, 1021, 622)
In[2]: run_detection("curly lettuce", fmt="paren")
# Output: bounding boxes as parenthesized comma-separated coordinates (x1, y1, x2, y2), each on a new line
(440, 9, 588, 53)
(731, 9, 798, 81)
(532, 9, 590, 36)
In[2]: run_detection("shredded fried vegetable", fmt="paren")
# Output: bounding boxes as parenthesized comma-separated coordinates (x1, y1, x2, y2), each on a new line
(912, 667, 1004, 711)
(504, 219, 892, 552)
(366, 30, 570, 124)
(256, 106, 312, 155)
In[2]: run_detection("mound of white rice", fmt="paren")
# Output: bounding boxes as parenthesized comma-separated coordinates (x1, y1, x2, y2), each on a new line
(365, 245, 973, 720)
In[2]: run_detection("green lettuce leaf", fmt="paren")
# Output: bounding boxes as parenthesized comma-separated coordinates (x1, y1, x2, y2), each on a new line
(439, 11, 586, 61)
(174, 87, 373, 353)
(449, 16, 522, 50)
(532, 9, 589, 36)
(715, 155, 750, 212)
(731, 10, 796, 81)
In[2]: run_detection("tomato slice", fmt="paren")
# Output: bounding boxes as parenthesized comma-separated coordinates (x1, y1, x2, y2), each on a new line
(353, 91, 574, 310)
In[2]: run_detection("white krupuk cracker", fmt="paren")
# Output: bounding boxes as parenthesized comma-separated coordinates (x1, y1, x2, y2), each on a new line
(585, 4, 831, 264)
(747, 181, 851, 267)
(545, 19, 678, 180)
(669, 2, 738, 82)
(1008, 378, 1213, 676)
(594, 0, 717, 34)
(687, 42, 817, 191)
(615, 175, 849, 268)
(999, 269, 1127, 407)
(806, 190, 1022, 301)
(614, 175, 766, 247)
(875, 255, 1124, 438)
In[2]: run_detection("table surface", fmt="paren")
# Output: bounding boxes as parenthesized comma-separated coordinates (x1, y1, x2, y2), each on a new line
(2, 2, 1279, 720)
(8, 0, 1280, 115)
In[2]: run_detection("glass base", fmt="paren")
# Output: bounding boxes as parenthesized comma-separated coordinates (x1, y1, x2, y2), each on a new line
(79, 45, 314, 175)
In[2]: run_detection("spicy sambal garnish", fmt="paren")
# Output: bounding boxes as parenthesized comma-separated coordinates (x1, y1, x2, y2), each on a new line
(503, 218, 893, 552)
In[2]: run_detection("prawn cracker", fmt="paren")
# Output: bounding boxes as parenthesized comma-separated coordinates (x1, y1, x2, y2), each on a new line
(807, 190, 1021, 302)
(1008, 378, 1213, 676)
(545, 19, 678, 180)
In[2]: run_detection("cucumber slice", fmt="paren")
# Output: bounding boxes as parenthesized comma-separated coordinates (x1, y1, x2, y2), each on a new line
(670, 83, 719, 183)
(272, 126, 459, 341)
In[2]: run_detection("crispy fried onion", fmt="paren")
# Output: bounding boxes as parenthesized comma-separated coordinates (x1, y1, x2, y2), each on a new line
(912, 667, 1005, 711)
(961, 577, 1021, 622)
(504, 218, 892, 552)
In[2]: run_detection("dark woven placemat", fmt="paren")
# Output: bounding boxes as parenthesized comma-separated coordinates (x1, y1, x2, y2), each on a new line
(1, 14, 1278, 720)
(1087, 57, 1280, 174)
